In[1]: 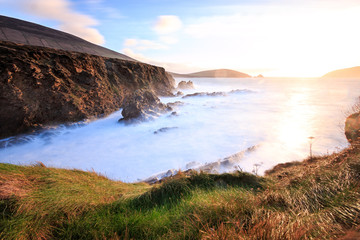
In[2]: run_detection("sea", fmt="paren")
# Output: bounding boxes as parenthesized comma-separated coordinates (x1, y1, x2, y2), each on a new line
(0, 77, 359, 182)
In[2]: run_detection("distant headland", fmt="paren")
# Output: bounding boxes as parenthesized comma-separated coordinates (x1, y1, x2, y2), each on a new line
(170, 69, 251, 78)
(322, 66, 360, 79)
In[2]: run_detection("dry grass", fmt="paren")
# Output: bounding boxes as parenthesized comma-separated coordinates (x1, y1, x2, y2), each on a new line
(0, 142, 360, 239)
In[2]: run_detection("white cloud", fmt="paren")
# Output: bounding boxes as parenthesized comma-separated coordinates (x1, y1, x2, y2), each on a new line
(182, 4, 360, 77)
(153, 15, 182, 35)
(123, 38, 167, 51)
(159, 36, 178, 45)
(18, 0, 105, 45)
(122, 48, 202, 73)
(124, 38, 138, 47)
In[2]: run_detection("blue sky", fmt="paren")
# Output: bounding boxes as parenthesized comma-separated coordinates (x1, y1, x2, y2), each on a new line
(1, 0, 360, 76)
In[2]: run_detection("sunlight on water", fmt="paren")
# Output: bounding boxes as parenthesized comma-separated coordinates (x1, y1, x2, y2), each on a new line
(0, 78, 359, 181)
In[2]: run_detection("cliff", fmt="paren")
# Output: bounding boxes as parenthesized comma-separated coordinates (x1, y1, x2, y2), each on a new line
(0, 41, 175, 139)
(322, 66, 360, 79)
(170, 69, 251, 78)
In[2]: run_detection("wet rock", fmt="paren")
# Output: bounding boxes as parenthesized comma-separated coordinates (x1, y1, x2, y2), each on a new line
(177, 80, 194, 89)
(345, 112, 360, 143)
(175, 91, 184, 96)
(143, 176, 160, 184)
(169, 111, 179, 117)
(182, 91, 227, 98)
(154, 127, 178, 134)
(182, 89, 252, 98)
(167, 101, 184, 108)
(229, 89, 253, 94)
(119, 89, 171, 121)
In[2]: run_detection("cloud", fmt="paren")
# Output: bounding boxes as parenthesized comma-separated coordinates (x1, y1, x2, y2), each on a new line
(181, 4, 360, 77)
(123, 38, 167, 51)
(124, 38, 138, 47)
(159, 36, 178, 45)
(18, 0, 105, 45)
(153, 15, 182, 35)
(122, 48, 202, 73)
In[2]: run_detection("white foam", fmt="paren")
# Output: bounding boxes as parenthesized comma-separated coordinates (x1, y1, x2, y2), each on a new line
(0, 77, 359, 182)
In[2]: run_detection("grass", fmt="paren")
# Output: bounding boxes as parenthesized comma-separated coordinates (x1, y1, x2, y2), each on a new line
(1, 146, 360, 239)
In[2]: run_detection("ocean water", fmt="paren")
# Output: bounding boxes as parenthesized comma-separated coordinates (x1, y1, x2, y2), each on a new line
(0, 77, 359, 182)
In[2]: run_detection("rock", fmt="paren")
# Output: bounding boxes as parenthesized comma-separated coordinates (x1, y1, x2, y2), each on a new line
(175, 91, 184, 96)
(120, 89, 171, 121)
(229, 89, 253, 94)
(256, 74, 264, 78)
(0, 41, 175, 138)
(182, 91, 227, 98)
(167, 101, 184, 108)
(182, 89, 252, 98)
(177, 80, 194, 89)
(345, 112, 360, 143)
(154, 127, 178, 134)
(170, 111, 179, 117)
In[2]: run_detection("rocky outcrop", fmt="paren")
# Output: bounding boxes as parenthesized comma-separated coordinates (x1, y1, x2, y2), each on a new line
(153, 127, 178, 134)
(177, 80, 194, 89)
(182, 89, 252, 98)
(0, 41, 175, 138)
(345, 112, 360, 143)
(119, 89, 171, 121)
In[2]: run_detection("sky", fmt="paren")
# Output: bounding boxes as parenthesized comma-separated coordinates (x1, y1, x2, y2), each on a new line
(1, 0, 360, 77)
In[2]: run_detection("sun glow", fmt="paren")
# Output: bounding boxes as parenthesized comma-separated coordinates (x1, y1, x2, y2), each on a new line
(123, 4, 360, 77)
(277, 90, 313, 149)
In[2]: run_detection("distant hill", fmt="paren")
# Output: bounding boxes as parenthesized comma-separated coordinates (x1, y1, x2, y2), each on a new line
(322, 66, 360, 78)
(0, 15, 134, 61)
(171, 69, 251, 78)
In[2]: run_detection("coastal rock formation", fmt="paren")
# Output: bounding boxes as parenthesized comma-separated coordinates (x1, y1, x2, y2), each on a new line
(0, 41, 174, 138)
(182, 89, 252, 98)
(182, 92, 226, 98)
(153, 127, 178, 134)
(345, 112, 360, 143)
(177, 80, 194, 89)
(120, 89, 171, 121)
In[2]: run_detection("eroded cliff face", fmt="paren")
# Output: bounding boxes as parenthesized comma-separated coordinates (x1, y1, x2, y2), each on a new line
(0, 41, 175, 138)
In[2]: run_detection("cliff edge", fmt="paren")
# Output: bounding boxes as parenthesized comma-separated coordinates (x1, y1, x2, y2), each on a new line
(0, 41, 174, 139)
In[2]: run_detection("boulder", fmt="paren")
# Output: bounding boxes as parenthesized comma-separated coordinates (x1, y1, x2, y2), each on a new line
(345, 112, 360, 143)
(177, 80, 194, 89)
(120, 89, 171, 121)
(175, 91, 184, 96)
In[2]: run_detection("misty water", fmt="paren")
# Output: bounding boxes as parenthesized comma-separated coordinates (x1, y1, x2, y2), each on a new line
(1, 78, 359, 182)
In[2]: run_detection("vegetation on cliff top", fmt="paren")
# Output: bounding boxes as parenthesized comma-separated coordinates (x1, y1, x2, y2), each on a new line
(1, 140, 360, 239)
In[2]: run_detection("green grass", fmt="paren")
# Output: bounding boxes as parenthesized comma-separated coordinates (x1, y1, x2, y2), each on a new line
(1, 145, 360, 239)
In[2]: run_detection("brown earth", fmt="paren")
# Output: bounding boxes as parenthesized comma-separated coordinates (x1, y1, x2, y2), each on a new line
(345, 112, 360, 144)
(0, 41, 175, 139)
